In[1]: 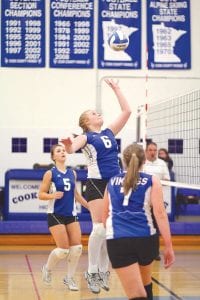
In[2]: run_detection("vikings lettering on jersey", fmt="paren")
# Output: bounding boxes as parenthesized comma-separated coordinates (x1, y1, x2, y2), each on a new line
(106, 172, 157, 239)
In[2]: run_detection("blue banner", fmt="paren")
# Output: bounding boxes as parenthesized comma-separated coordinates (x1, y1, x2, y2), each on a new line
(98, 0, 141, 69)
(49, 0, 94, 68)
(1, 0, 45, 67)
(147, 0, 191, 69)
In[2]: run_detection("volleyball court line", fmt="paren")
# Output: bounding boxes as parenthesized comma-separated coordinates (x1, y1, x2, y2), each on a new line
(25, 254, 41, 300)
(152, 276, 183, 300)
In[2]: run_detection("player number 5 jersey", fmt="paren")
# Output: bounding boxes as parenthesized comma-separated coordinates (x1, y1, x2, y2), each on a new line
(47, 167, 77, 217)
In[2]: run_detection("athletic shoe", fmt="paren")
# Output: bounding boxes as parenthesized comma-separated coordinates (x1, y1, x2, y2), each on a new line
(99, 271, 110, 291)
(84, 271, 100, 294)
(63, 277, 79, 291)
(42, 265, 52, 285)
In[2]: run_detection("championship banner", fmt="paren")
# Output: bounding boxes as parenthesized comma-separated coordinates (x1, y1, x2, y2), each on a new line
(147, 0, 191, 69)
(49, 0, 94, 68)
(98, 0, 141, 69)
(1, 0, 45, 67)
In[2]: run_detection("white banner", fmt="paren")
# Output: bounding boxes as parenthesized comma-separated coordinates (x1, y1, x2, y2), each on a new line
(9, 179, 47, 213)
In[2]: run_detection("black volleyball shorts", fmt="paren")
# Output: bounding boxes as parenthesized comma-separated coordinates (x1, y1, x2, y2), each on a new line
(107, 234, 159, 268)
(47, 213, 78, 228)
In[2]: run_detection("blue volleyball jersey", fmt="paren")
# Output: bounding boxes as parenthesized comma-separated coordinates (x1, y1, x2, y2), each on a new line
(106, 172, 157, 239)
(47, 167, 77, 217)
(82, 128, 120, 179)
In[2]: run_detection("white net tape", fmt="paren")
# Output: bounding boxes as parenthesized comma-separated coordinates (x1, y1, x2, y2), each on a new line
(161, 180, 200, 191)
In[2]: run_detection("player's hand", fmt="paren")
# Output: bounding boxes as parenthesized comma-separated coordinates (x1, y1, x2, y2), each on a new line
(104, 78, 120, 90)
(163, 247, 175, 269)
(60, 137, 73, 147)
(53, 191, 64, 199)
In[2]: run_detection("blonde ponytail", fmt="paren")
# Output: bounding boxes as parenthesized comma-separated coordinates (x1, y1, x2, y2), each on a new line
(122, 143, 145, 195)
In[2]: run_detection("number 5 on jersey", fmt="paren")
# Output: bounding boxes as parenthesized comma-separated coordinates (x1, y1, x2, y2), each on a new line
(63, 178, 71, 191)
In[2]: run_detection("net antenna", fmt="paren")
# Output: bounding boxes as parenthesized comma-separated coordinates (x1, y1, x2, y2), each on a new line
(136, 103, 148, 150)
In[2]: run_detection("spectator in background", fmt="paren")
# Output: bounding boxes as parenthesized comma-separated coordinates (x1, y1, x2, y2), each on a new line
(144, 143, 170, 182)
(143, 142, 170, 261)
(158, 148, 175, 181)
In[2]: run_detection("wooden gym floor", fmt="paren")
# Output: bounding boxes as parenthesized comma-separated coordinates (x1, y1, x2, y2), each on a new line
(0, 235, 200, 300)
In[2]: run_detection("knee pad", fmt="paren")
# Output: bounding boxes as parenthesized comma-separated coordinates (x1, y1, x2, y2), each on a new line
(54, 247, 69, 259)
(92, 223, 106, 238)
(69, 245, 82, 257)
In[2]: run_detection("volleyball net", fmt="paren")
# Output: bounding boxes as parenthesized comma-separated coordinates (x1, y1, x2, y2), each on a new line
(137, 89, 200, 219)
(137, 89, 200, 188)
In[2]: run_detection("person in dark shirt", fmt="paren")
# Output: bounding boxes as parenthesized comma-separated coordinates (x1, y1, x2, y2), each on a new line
(158, 148, 175, 181)
(158, 148, 173, 171)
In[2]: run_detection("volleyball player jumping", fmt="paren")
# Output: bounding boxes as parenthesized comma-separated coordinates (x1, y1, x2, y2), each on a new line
(61, 78, 131, 294)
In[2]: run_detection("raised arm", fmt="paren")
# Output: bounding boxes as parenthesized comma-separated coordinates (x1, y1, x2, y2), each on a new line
(151, 176, 175, 268)
(60, 135, 87, 154)
(105, 79, 132, 136)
